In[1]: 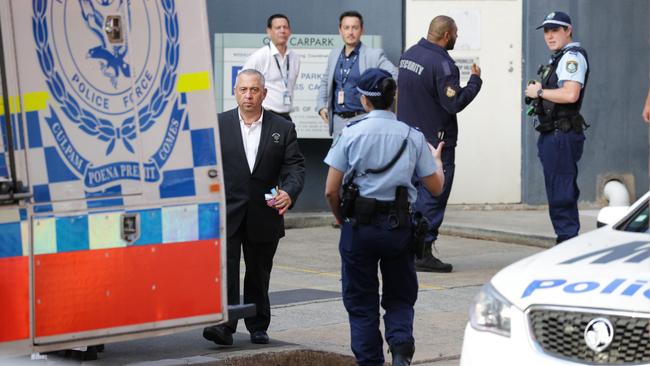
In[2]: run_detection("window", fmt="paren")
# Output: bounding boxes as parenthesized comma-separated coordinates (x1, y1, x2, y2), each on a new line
(617, 201, 649, 233)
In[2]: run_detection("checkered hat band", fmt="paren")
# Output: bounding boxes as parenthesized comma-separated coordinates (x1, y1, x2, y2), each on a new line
(356, 87, 382, 97)
(543, 20, 571, 27)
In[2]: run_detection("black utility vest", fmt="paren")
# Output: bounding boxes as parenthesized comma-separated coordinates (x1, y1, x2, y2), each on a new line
(539, 46, 590, 124)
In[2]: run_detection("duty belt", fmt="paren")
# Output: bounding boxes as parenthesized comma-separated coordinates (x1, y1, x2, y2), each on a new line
(335, 110, 365, 119)
(536, 115, 588, 134)
(350, 194, 410, 227)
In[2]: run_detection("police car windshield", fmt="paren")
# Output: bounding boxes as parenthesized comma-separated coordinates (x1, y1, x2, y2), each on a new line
(618, 201, 649, 233)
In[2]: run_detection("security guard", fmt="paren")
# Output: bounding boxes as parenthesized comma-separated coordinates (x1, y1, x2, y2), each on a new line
(397, 15, 482, 272)
(525, 11, 589, 244)
(324, 68, 445, 366)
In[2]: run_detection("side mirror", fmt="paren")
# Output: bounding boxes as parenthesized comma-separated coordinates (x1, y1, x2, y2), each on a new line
(596, 206, 630, 228)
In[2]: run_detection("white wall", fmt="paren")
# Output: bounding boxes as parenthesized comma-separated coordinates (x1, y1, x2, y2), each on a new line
(405, 0, 522, 204)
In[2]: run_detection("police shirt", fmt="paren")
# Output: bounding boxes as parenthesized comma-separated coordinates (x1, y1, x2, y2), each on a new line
(324, 110, 436, 202)
(396, 38, 482, 147)
(555, 42, 588, 88)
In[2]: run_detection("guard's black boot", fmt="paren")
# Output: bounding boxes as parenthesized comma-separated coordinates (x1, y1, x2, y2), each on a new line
(390, 342, 415, 366)
(415, 244, 452, 273)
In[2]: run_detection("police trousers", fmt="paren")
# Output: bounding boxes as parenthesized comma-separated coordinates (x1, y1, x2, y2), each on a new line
(412, 146, 456, 244)
(339, 214, 417, 366)
(537, 130, 585, 243)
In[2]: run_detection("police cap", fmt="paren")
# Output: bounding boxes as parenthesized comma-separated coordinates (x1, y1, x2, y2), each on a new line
(536, 11, 572, 30)
(357, 68, 392, 97)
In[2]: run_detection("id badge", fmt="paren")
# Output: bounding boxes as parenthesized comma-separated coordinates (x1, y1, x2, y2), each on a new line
(337, 90, 345, 105)
(283, 91, 291, 106)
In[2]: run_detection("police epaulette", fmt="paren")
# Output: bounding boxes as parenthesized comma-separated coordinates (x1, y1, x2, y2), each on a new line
(563, 46, 587, 57)
(345, 117, 368, 128)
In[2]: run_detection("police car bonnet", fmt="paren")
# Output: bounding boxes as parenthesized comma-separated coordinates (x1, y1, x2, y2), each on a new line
(536, 11, 572, 30)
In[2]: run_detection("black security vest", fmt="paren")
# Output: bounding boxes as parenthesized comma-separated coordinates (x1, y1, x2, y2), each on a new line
(539, 46, 589, 123)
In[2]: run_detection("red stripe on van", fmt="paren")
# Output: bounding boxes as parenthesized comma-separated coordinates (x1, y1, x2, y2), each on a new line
(0, 256, 30, 342)
(34, 240, 222, 337)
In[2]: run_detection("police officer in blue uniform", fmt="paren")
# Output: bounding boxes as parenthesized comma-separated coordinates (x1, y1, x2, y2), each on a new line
(397, 15, 482, 272)
(525, 11, 589, 244)
(324, 68, 445, 366)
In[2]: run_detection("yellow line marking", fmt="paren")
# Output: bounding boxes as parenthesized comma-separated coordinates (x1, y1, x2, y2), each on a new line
(176, 71, 210, 92)
(418, 284, 447, 290)
(275, 265, 448, 290)
(274, 264, 341, 278)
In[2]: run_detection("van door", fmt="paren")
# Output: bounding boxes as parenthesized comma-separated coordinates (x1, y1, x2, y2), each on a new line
(0, 0, 32, 356)
(3, 0, 225, 351)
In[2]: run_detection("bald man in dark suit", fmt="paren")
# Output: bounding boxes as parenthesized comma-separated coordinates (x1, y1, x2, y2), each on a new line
(203, 69, 305, 346)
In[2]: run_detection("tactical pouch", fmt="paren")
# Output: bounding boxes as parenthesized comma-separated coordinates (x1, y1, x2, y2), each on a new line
(535, 121, 555, 133)
(354, 196, 376, 224)
(393, 186, 410, 228)
(570, 114, 589, 132)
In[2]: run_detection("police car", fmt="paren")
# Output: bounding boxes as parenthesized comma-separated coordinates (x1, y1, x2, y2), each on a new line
(460, 193, 650, 365)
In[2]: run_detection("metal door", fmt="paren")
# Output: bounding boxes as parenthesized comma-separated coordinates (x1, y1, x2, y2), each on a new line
(405, 0, 523, 203)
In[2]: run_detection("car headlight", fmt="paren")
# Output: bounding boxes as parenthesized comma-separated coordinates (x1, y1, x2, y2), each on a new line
(469, 282, 512, 337)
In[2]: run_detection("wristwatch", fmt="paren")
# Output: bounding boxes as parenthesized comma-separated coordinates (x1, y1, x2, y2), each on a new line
(537, 88, 544, 98)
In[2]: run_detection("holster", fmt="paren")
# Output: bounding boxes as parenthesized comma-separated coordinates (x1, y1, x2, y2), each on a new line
(339, 182, 359, 219)
(411, 212, 429, 259)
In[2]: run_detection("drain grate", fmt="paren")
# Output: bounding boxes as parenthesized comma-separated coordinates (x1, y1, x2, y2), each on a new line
(270, 289, 341, 306)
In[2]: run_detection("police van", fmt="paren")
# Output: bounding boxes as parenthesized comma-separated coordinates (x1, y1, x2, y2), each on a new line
(0, 0, 228, 357)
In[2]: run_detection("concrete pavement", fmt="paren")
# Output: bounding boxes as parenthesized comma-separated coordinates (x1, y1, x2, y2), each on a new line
(286, 205, 600, 248)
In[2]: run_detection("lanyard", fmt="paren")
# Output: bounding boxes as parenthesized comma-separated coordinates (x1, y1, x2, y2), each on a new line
(270, 44, 290, 89)
(338, 49, 358, 86)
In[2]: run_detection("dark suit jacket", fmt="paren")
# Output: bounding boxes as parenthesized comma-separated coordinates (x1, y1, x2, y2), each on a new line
(219, 108, 305, 242)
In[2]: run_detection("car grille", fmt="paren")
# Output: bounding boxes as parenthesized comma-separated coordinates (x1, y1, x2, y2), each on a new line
(528, 308, 650, 364)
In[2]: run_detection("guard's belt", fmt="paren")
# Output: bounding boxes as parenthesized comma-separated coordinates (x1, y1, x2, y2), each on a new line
(335, 110, 365, 119)
(536, 114, 588, 133)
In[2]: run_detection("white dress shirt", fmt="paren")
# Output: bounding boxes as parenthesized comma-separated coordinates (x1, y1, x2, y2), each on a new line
(238, 108, 263, 172)
(243, 42, 300, 114)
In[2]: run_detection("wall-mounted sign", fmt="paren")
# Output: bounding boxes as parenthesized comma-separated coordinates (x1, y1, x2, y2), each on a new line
(213, 33, 383, 139)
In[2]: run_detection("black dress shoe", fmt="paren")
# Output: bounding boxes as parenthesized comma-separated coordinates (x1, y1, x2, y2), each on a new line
(203, 325, 234, 346)
(250, 330, 269, 344)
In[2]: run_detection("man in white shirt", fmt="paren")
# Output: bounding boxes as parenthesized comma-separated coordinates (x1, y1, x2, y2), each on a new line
(243, 14, 300, 121)
(203, 69, 304, 346)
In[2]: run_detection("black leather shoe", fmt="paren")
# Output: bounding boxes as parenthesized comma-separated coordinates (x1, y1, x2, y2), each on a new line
(390, 342, 415, 366)
(250, 330, 269, 344)
(203, 325, 233, 346)
(415, 247, 452, 273)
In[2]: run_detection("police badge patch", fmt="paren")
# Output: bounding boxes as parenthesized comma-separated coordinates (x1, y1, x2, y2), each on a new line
(445, 86, 456, 98)
(33, 0, 185, 191)
(566, 61, 578, 74)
